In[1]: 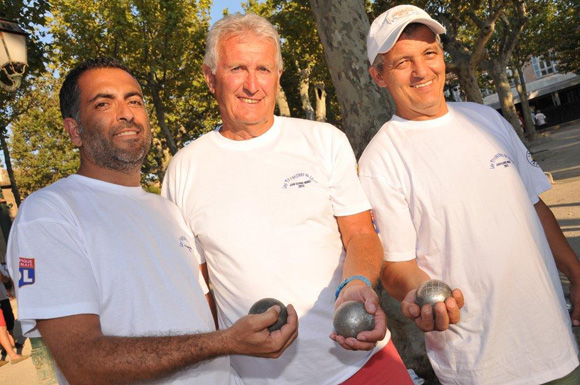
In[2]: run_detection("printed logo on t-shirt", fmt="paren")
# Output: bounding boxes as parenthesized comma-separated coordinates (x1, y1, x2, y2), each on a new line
(489, 153, 514, 169)
(282, 172, 318, 189)
(179, 236, 192, 252)
(526, 150, 539, 167)
(18, 258, 35, 288)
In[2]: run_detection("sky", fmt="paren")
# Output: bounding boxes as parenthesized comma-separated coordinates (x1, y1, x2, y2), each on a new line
(210, 0, 246, 24)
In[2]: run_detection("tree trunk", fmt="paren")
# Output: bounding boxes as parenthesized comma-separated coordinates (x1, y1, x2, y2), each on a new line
(276, 86, 291, 117)
(147, 77, 178, 156)
(514, 64, 536, 138)
(0, 133, 21, 206)
(453, 64, 483, 104)
(298, 66, 315, 120)
(485, 60, 525, 141)
(309, 0, 394, 157)
(443, 45, 483, 104)
(314, 83, 326, 122)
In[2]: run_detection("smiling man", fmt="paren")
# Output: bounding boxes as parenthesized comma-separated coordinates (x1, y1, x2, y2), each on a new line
(359, 4, 580, 384)
(7, 58, 298, 385)
(162, 13, 413, 385)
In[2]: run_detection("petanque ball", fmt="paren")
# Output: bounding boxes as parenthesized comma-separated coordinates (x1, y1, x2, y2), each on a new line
(333, 301, 375, 338)
(415, 279, 453, 308)
(248, 298, 288, 332)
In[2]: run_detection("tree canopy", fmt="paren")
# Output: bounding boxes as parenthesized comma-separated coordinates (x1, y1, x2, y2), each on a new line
(3, 0, 580, 199)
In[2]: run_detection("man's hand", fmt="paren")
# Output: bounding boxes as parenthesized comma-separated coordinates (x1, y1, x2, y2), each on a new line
(330, 282, 387, 351)
(227, 304, 298, 358)
(401, 287, 464, 332)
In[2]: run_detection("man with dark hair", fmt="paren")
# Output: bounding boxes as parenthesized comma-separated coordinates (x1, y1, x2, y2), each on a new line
(360, 4, 580, 384)
(7, 57, 297, 385)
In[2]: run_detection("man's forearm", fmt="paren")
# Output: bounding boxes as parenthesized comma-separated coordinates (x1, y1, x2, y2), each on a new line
(382, 260, 430, 301)
(341, 232, 383, 285)
(337, 211, 383, 286)
(39, 317, 233, 385)
(38, 307, 298, 385)
(535, 199, 580, 283)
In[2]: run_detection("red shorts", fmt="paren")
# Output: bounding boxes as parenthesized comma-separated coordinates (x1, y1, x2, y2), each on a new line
(0, 309, 5, 327)
(341, 340, 414, 385)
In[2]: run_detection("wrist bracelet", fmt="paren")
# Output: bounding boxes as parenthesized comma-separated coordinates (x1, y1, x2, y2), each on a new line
(335, 275, 372, 300)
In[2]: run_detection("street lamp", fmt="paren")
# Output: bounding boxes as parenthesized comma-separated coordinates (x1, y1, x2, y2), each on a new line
(0, 15, 27, 92)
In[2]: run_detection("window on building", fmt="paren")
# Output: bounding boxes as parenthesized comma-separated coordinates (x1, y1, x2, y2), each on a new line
(532, 57, 558, 78)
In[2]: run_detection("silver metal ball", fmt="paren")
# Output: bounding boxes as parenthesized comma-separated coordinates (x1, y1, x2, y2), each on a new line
(333, 301, 375, 338)
(248, 298, 288, 331)
(415, 279, 452, 308)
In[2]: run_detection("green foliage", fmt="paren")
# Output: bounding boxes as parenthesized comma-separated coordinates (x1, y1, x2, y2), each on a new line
(0, 0, 49, 131)
(243, 0, 342, 125)
(544, 0, 580, 74)
(48, 0, 219, 177)
(10, 73, 79, 198)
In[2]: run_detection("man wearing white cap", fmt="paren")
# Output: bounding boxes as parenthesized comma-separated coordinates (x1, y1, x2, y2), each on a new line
(359, 4, 580, 384)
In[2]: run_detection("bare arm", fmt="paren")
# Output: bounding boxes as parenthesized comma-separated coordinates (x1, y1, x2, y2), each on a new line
(382, 259, 464, 332)
(330, 210, 385, 350)
(535, 198, 580, 325)
(37, 306, 298, 385)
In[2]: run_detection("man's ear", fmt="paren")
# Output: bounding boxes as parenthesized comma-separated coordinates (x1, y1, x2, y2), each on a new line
(63, 118, 82, 147)
(202, 65, 216, 94)
(369, 66, 388, 89)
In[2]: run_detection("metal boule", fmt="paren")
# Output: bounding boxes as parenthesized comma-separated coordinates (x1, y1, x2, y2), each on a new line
(415, 279, 452, 308)
(333, 301, 375, 338)
(248, 297, 288, 332)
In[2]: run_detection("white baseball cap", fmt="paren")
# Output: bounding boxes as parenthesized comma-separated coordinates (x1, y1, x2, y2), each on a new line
(367, 4, 446, 64)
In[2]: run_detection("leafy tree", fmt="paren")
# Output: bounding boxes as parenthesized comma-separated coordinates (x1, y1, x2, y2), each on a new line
(481, 0, 529, 140)
(547, 0, 580, 74)
(49, 0, 218, 181)
(0, 0, 49, 205)
(9, 73, 79, 198)
(510, 0, 557, 136)
(242, 0, 342, 125)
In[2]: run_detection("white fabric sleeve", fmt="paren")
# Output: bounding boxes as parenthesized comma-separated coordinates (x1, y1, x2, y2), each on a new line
(359, 174, 417, 261)
(328, 130, 371, 216)
(10, 216, 99, 335)
(500, 117, 551, 204)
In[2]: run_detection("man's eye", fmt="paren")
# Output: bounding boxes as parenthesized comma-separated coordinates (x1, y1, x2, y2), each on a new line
(95, 102, 107, 108)
(396, 60, 409, 68)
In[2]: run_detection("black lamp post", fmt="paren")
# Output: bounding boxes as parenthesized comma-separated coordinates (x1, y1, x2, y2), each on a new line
(0, 15, 28, 92)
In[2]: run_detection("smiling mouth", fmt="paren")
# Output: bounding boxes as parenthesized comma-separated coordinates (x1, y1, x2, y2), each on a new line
(411, 80, 433, 89)
(239, 97, 260, 104)
(114, 130, 139, 137)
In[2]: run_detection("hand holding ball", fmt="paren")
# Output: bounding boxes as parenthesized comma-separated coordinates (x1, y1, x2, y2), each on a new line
(415, 279, 452, 308)
(333, 301, 375, 338)
(248, 298, 288, 332)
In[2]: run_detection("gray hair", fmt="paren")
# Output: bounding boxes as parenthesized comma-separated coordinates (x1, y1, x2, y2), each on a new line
(372, 23, 443, 72)
(204, 13, 283, 74)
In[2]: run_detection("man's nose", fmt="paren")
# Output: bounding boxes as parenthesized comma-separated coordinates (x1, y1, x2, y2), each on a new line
(243, 71, 259, 94)
(412, 58, 429, 78)
(117, 102, 135, 122)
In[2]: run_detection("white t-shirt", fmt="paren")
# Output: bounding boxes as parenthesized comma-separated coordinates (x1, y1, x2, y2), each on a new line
(535, 112, 547, 125)
(162, 116, 389, 385)
(358, 102, 578, 384)
(7, 174, 229, 385)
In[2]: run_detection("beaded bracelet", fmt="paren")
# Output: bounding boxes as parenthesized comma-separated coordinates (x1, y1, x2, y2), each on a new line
(335, 275, 372, 300)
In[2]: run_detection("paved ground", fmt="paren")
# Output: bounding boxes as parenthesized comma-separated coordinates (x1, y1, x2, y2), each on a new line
(2, 121, 580, 385)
